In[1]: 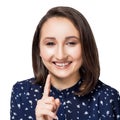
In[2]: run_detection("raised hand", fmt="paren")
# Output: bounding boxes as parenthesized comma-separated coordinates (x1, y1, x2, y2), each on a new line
(35, 74, 60, 120)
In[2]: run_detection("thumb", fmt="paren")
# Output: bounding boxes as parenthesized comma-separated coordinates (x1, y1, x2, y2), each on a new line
(55, 98, 61, 111)
(53, 98, 60, 120)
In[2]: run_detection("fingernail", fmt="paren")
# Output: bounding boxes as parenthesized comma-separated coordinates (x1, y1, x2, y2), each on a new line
(54, 116, 58, 120)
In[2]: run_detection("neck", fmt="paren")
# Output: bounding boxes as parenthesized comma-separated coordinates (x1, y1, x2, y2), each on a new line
(50, 74, 80, 90)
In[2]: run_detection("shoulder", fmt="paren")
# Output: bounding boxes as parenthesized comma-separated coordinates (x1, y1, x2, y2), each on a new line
(94, 80, 120, 102)
(11, 78, 43, 97)
(10, 78, 44, 119)
(96, 80, 119, 95)
(92, 80, 120, 118)
(12, 78, 36, 91)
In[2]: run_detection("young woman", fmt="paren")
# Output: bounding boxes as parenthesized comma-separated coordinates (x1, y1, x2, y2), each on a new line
(10, 6, 120, 120)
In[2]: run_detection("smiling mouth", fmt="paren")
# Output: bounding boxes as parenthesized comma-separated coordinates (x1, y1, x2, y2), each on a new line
(53, 62, 72, 68)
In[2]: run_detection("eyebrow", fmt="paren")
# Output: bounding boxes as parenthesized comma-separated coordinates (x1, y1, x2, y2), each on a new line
(43, 37, 56, 40)
(43, 36, 80, 41)
(65, 36, 80, 40)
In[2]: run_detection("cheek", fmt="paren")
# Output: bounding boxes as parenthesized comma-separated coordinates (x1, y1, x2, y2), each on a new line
(69, 47, 82, 60)
(40, 47, 53, 61)
(74, 52, 82, 63)
(76, 49, 82, 59)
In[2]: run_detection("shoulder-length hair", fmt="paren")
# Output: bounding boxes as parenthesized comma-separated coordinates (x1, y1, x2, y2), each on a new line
(32, 6, 100, 96)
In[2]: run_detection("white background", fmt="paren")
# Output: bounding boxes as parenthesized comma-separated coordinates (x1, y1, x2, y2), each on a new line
(0, 0, 120, 119)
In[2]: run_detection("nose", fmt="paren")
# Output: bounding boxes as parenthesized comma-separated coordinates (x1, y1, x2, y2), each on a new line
(55, 45, 67, 60)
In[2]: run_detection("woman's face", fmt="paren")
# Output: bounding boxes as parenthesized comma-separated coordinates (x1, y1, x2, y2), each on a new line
(40, 17, 83, 81)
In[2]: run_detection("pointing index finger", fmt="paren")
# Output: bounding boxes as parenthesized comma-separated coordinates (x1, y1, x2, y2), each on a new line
(43, 74, 51, 98)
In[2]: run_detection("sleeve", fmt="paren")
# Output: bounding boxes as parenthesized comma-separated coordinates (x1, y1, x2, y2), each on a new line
(10, 82, 24, 120)
(112, 90, 120, 119)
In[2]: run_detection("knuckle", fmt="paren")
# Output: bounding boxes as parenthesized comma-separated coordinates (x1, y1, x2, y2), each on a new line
(49, 104, 56, 112)
(49, 96, 54, 101)
(37, 99, 42, 104)
(49, 105, 54, 111)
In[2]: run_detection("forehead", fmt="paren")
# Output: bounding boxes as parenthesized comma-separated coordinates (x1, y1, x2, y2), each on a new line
(40, 17, 79, 38)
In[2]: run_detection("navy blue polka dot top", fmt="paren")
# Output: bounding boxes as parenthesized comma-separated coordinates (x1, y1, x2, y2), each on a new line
(10, 78, 120, 120)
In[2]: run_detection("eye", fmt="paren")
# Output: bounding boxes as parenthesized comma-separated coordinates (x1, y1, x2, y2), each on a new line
(46, 42, 55, 46)
(66, 42, 77, 46)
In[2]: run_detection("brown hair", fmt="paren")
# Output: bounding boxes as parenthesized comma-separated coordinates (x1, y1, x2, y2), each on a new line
(32, 6, 100, 96)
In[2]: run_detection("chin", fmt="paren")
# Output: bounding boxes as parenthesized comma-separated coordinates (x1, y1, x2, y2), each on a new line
(50, 72, 72, 79)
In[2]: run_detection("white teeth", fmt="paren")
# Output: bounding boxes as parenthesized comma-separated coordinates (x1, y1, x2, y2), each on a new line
(55, 62, 69, 67)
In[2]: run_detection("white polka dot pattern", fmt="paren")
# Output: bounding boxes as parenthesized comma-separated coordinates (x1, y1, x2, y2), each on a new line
(10, 78, 120, 120)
